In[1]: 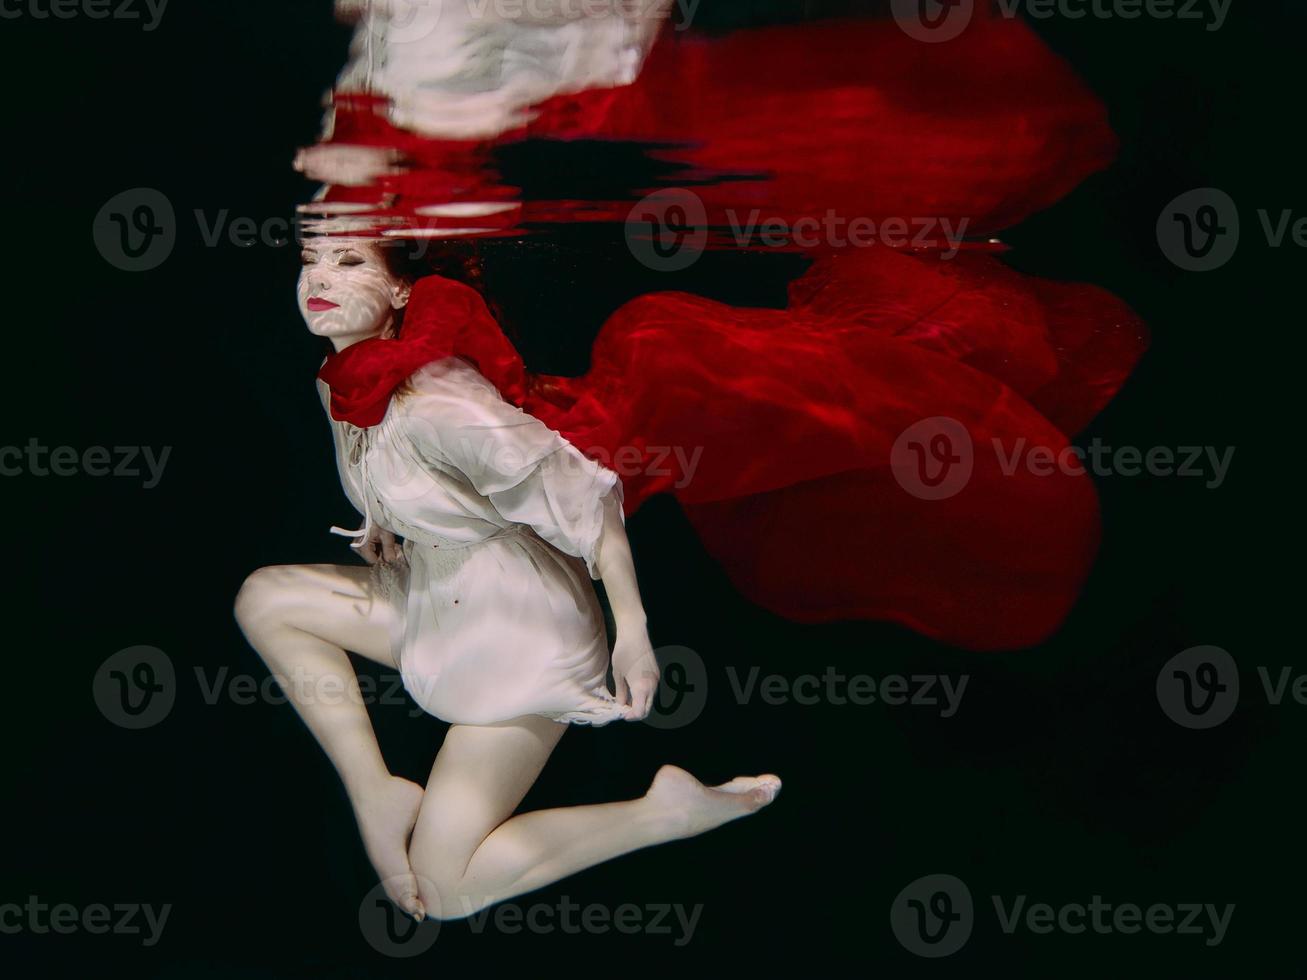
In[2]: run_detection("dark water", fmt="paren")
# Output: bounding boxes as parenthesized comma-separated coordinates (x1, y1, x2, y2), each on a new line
(0, 1, 1294, 975)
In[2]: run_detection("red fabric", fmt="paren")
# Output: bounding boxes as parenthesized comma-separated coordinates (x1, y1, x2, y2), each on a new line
(314, 10, 1148, 650)
(319, 249, 1146, 650)
(315, 13, 1119, 240)
(318, 279, 527, 428)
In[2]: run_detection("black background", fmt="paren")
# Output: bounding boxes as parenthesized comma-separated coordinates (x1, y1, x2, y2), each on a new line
(1, 1, 1296, 975)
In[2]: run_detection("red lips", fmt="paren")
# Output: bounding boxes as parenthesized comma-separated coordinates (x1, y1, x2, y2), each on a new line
(308, 297, 340, 312)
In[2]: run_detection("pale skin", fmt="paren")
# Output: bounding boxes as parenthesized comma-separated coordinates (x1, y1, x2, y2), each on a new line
(234, 239, 780, 922)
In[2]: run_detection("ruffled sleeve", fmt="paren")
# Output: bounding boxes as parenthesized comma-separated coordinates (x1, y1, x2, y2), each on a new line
(399, 357, 623, 578)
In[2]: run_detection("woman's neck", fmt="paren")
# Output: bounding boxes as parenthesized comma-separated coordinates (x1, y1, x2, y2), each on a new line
(329, 313, 397, 353)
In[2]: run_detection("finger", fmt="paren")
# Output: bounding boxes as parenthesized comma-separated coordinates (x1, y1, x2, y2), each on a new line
(614, 675, 630, 708)
(634, 680, 656, 720)
(622, 680, 644, 720)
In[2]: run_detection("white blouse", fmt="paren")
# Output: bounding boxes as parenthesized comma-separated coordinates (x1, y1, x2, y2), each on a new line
(318, 355, 627, 726)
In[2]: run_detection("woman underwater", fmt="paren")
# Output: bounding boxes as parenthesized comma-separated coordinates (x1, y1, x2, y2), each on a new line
(234, 236, 782, 923)
(235, 0, 1150, 925)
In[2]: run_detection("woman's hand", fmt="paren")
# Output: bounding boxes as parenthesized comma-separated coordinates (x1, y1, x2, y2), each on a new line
(358, 526, 404, 566)
(612, 627, 660, 721)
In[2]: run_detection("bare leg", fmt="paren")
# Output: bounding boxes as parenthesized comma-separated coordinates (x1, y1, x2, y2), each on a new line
(408, 714, 781, 920)
(234, 563, 426, 916)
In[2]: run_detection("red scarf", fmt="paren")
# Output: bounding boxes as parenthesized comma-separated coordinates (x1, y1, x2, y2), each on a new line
(318, 276, 528, 428)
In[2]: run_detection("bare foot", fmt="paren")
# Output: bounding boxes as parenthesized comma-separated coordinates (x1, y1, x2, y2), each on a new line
(644, 765, 782, 839)
(352, 776, 426, 919)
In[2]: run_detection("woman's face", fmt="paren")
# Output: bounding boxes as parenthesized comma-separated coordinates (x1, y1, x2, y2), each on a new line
(298, 239, 410, 348)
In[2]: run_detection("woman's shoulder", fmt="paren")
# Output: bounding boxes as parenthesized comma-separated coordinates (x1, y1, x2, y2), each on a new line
(404, 356, 501, 400)
(391, 357, 525, 435)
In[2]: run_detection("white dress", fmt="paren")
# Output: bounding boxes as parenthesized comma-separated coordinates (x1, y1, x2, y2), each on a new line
(317, 355, 628, 727)
(329, 0, 673, 139)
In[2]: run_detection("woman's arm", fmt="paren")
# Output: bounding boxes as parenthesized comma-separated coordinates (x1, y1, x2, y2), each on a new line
(319, 377, 402, 565)
(594, 490, 660, 721)
(399, 359, 661, 717)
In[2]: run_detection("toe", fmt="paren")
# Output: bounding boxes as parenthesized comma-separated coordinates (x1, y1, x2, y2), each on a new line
(748, 776, 782, 808)
(382, 871, 421, 917)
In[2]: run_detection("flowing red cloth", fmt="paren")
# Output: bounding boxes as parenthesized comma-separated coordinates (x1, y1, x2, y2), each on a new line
(318, 13, 1119, 240)
(320, 248, 1146, 651)
(316, 10, 1148, 649)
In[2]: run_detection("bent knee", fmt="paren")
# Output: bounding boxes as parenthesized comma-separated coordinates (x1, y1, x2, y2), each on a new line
(233, 565, 306, 637)
(410, 851, 480, 922)
(413, 873, 477, 922)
